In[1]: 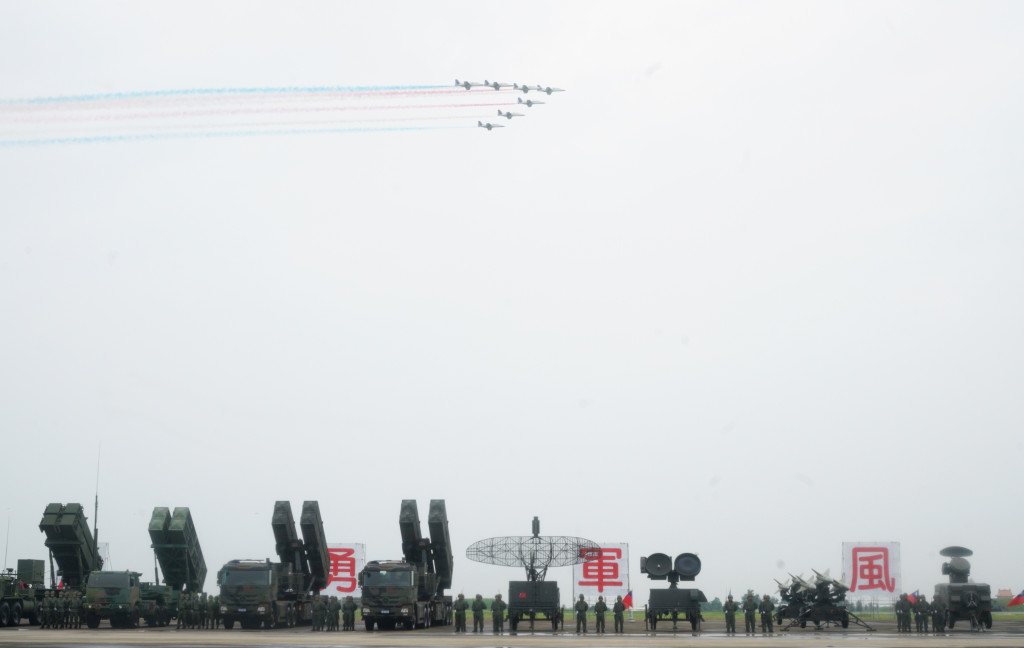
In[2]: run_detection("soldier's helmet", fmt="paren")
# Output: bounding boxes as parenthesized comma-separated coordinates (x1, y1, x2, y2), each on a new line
(476, 594, 482, 599)
(496, 594, 502, 599)
(579, 594, 585, 600)
(763, 594, 770, 599)
(458, 593, 465, 598)
(617, 595, 622, 601)
(598, 596, 604, 601)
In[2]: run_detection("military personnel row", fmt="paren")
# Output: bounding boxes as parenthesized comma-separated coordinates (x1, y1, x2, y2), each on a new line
(310, 595, 358, 631)
(894, 592, 949, 633)
(175, 592, 221, 629)
(722, 593, 775, 634)
(38, 591, 83, 629)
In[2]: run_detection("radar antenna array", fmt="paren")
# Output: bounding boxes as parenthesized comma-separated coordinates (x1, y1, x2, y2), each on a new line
(465, 517, 598, 581)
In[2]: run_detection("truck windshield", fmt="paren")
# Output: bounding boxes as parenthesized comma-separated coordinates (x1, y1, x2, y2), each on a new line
(87, 573, 130, 588)
(364, 570, 413, 587)
(220, 569, 271, 586)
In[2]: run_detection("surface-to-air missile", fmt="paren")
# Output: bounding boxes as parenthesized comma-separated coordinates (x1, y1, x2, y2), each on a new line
(774, 568, 873, 631)
(934, 546, 992, 630)
(641, 552, 707, 630)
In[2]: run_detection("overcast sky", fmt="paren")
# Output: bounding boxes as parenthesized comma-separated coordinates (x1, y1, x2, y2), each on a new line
(2, 1, 1022, 604)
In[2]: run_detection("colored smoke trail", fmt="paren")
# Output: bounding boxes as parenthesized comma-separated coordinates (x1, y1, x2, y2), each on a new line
(0, 83, 527, 146)
(0, 124, 472, 148)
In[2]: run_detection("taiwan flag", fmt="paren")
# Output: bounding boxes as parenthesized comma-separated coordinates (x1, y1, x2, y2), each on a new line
(623, 590, 633, 609)
(1009, 590, 1024, 607)
(908, 590, 920, 604)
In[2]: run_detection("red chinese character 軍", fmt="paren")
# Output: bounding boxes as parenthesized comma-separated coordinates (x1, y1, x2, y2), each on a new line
(850, 547, 895, 593)
(578, 547, 623, 593)
(327, 547, 357, 594)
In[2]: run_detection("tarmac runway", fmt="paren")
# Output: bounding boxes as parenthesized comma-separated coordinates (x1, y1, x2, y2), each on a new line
(2, 618, 1023, 648)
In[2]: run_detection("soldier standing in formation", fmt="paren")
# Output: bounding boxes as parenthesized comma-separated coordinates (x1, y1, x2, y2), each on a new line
(342, 595, 357, 631)
(914, 593, 929, 633)
(72, 591, 83, 629)
(613, 594, 626, 633)
(491, 593, 507, 633)
(723, 594, 738, 634)
(594, 596, 607, 634)
(575, 594, 589, 633)
(453, 593, 468, 632)
(894, 593, 911, 632)
(177, 593, 188, 629)
(742, 593, 758, 634)
(311, 595, 323, 631)
(40, 591, 52, 628)
(329, 595, 341, 631)
(932, 593, 947, 632)
(759, 594, 774, 633)
(471, 594, 486, 632)
(208, 594, 219, 629)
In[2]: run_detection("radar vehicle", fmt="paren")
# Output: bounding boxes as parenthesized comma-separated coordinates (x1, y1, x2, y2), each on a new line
(934, 546, 992, 630)
(642, 552, 706, 630)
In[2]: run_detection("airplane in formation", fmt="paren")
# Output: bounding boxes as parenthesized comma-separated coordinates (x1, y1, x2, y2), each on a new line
(455, 79, 485, 90)
(518, 97, 544, 108)
(484, 80, 512, 91)
(497, 110, 524, 120)
(478, 121, 504, 131)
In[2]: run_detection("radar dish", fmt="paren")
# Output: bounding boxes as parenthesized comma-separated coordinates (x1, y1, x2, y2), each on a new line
(466, 517, 599, 581)
(939, 546, 973, 558)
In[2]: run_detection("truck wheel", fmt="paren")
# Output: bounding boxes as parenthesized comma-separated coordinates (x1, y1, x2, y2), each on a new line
(9, 603, 21, 626)
(223, 618, 235, 629)
(982, 612, 992, 629)
(690, 616, 698, 631)
(86, 613, 101, 629)
(0, 602, 10, 627)
(364, 620, 374, 631)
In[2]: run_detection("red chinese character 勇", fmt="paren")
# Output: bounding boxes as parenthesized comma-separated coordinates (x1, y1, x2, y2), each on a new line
(327, 547, 357, 594)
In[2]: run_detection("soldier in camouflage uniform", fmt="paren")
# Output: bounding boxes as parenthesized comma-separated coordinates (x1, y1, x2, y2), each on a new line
(471, 594, 486, 632)
(177, 593, 189, 629)
(453, 593, 468, 632)
(311, 595, 323, 631)
(723, 594, 738, 634)
(491, 593, 507, 634)
(932, 593, 947, 633)
(193, 592, 204, 629)
(759, 594, 774, 633)
(40, 591, 52, 628)
(342, 595, 357, 631)
(329, 596, 341, 631)
(894, 593, 911, 632)
(574, 594, 589, 633)
(208, 594, 219, 629)
(73, 591, 83, 629)
(742, 594, 758, 634)
(594, 596, 607, 633)
(613, 595, 626, 633)
(915, 593, 929, 632)
(60, 591, 70, 628)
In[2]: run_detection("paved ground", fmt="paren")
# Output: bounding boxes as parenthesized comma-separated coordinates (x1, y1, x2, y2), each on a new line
(2, 617, 1023, 648)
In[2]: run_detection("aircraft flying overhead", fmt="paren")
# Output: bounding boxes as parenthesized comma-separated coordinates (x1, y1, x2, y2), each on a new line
(517, 97, 545, 108)
(497, 110, 524, 120)
(535, 85, 565, 95)
(484, 80, 512, 91)
(513, 83, 532, 94)
(478, 121, 504, 131)
(455, 79, 484, 90)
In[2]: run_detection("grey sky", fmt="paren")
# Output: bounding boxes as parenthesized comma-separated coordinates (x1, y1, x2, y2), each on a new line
(1, 1, 1022, 604)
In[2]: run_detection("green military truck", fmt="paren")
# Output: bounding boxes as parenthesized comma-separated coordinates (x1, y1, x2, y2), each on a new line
(0, 561, 46, 626)
(83, 570, 161, 628)
(218, 501, 329, 630)
(359, 500, 453, 630)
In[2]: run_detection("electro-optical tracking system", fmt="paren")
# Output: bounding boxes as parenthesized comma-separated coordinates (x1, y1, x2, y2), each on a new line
(466, 517, 598, 631)
(935, 546, 992, 631)
(641, 552, 706, 631)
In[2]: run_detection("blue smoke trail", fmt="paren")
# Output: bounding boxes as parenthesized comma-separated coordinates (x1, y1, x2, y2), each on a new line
(2, 85, 450, 105)
(0, 124, 475, 147)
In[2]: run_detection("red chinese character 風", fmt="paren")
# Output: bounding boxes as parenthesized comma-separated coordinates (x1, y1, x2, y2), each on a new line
(850, 547, 895, 593)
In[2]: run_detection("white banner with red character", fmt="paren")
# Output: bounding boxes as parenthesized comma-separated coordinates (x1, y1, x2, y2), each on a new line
(320, 543, 366, 597)
(573, 543, 630, 603)
(841, 541, 901, 600)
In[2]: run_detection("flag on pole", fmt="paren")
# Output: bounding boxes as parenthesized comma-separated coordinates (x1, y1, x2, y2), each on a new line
(1009, 590, 1024, 607)
(623, 590, 633, 609)
(908, 590, 919, 604)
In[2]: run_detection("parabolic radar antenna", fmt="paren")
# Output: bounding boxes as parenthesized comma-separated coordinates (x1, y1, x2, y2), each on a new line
(466, 517, 598, 630)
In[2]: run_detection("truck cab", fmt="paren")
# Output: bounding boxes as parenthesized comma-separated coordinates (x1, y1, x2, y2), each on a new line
(217, 559, 301, 629)
(359, 560, 421, 630)
(84, 571, 143, 628)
